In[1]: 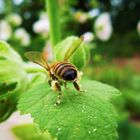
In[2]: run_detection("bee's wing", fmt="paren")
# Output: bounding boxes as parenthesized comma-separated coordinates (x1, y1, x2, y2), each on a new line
(25, 51, 50, 70)
(64, 36, 84, 61)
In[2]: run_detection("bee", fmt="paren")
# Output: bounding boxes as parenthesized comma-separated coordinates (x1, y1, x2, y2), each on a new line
(25, 38, 84, 105)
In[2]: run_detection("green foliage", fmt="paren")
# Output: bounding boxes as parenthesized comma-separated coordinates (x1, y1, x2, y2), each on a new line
(27, 73, 47, 89)
(120, 75, 140, 115)
(0, 41, 23, 63)
(54, 36, 90, 69)
(0, 82, 17, 95)
(86, 65, 134, 88)
(131, 75, 140, 91)
(12, 124, 55, 140)
(122, 88, 140, 114)
(118, 119, 140, 140)
(0, 41, 28, 122)
(0, 41, 120, 140)
(18, 79, 120, 140)
(95, 32, 140, 58)
(122, 75, 140, 114)
(0, 1, 139, 139)
(86, 64, 140, 115)
(0, 41, 48, 122)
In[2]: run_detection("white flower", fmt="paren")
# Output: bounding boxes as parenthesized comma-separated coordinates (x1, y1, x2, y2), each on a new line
(0, 20, 12, 41)
(94, 12, 113, 41)
(7, 13, 22, 26)
(82, 32, 94, 42)
(14, 28, 31, 46)
(137, 20, 140, 36)
(33, 12, 49, 35)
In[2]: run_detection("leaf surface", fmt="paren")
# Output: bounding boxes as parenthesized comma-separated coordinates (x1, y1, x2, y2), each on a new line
(18, 79, 120, 140)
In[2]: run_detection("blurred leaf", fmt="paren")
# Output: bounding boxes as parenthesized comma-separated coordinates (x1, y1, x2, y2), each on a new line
(18, 79, 120, 140)
(118, 119, 140, 140)
(28, 73, 47, 88)
(122, 88, 140, 114)
(131, 75, 140, 91)
(128, 122, 140, 140)
(12, 124, 55, 140)
(0, 82, 17, 95)
(0, 60, 27, 84)
(0, 41, 28, 122)
(0, 41, 23, 63)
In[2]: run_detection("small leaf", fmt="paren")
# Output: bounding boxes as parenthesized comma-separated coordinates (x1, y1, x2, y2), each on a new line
(12, 124, 55, 140)
(18, 79, 120, 140)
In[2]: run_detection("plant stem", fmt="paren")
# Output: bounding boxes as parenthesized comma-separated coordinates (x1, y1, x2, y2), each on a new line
(46, 0, 61, 48)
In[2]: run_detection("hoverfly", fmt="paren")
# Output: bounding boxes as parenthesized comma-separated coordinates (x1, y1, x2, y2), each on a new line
(25, 37, 84, 105)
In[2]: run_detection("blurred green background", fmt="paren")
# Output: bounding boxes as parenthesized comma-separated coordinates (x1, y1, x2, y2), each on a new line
(0, 0, 140, 140)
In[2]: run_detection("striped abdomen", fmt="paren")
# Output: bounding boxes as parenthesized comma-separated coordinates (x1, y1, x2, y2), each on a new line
(52, 62, 77, 81)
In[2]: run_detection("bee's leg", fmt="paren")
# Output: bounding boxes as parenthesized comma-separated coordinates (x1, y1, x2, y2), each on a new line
(55, 92, 61, 106)
(55, 82, 62, 106)
(73, 81, 80, 91)
(64, 82, 67, 89)
(73, 81, 86, 93)
(48, 80, 52, 87)
(59, 81, 63, 86)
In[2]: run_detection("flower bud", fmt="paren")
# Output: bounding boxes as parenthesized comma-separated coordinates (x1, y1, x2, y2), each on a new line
(54, 36, 90, 70)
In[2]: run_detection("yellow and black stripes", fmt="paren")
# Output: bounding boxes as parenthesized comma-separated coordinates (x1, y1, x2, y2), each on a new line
(51, 62, 77, 81)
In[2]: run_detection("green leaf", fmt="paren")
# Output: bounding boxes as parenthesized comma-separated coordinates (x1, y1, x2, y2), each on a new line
(0, 82, 17, 95)
(28, 73, 47, 88)
(18, 79, 120, 140)
(0, 41, 23, 63)
(0, 41, 28, 122)
(12, 124, 55, 140)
